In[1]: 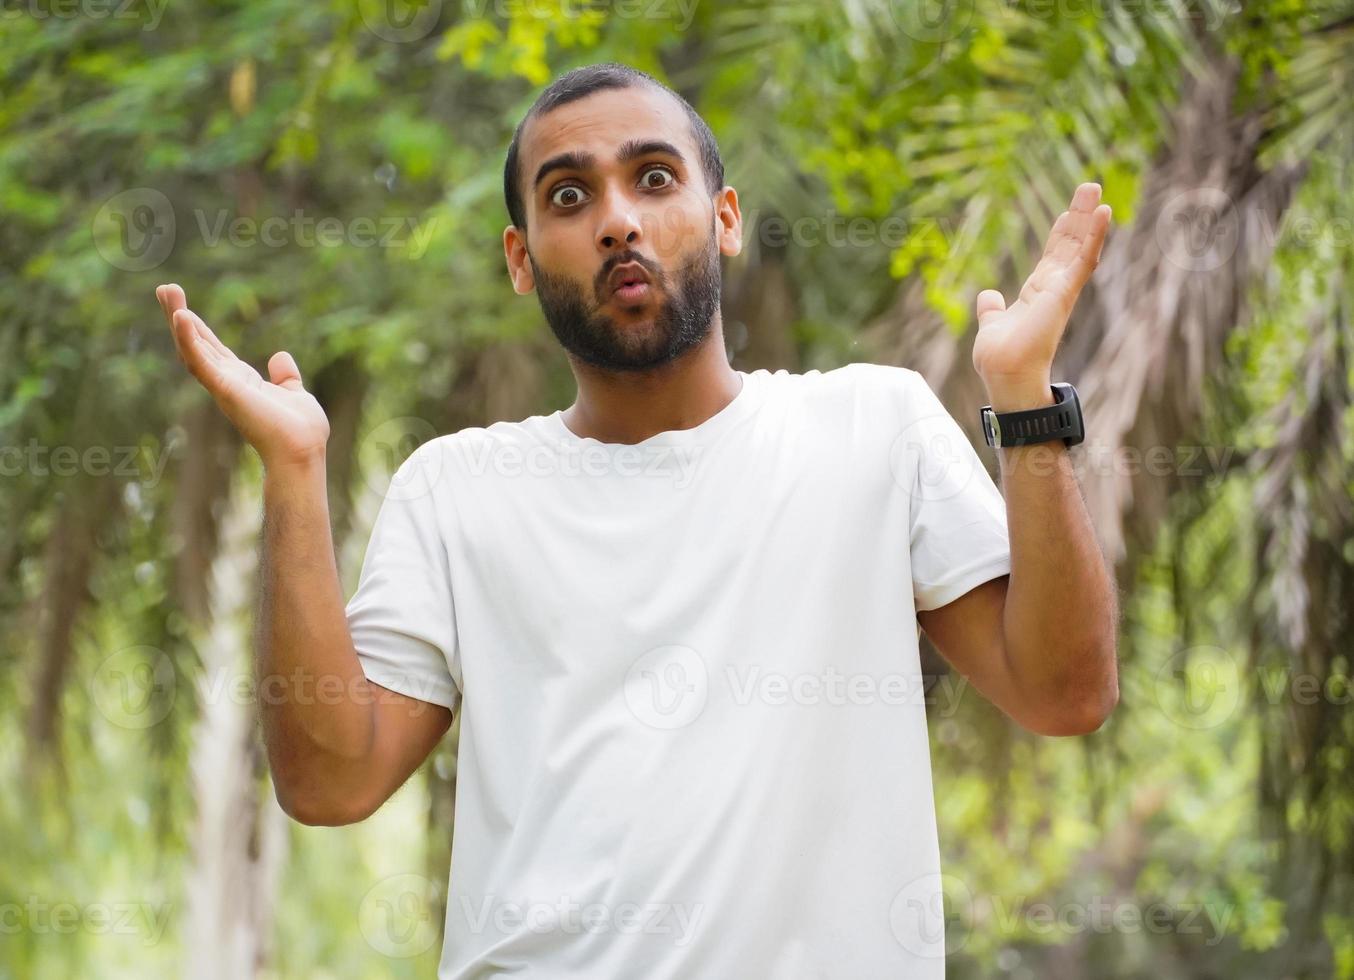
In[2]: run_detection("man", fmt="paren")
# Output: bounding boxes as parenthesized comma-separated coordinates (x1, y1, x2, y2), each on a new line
(157, 62, 1117, 979)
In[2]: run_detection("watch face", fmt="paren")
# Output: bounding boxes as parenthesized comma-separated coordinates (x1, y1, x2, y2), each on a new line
(981, 408, 1000, 447)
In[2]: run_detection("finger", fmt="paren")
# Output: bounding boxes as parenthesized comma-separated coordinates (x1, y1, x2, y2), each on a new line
(1028, 192, 1111, 301)
(1070, 182, 1101, 214)
(172, 309, 238, 404)
(156, 284, 236, 362)
(1039, 183, 1103, 266)
(161, 285, 214, 372)
(170, 308, 209, 374)
(267, 351, 305, 391)
(1082, 203, 1112, 265)
(158, 283, 187, 357)
(185, 308, 236, 361)
(1064, 203, 1113, 291)
(158, 282, 186, 323)
(975, 289, 1007, 328)
(157, 286, 181, 361)
(1060, 182, 1102, 256)
(1041, 209, 1072, 250)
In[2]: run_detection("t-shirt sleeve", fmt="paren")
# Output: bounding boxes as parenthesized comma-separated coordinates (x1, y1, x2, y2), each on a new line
(345, 443, 463, 712)
(899, 370, 1012, 612)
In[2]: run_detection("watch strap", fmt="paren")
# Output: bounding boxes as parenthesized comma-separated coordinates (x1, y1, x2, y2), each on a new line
(980, 383, 1084, 448)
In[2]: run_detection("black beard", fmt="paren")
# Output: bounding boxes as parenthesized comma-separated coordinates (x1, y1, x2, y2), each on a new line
(528, 230, 722, 372)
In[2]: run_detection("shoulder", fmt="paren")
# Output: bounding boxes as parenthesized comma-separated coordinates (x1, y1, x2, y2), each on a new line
(754, 361, 931, 413)
(415, 412, 558, 459)
(756, 360, 922, 387)
(380, 413, 559, 500)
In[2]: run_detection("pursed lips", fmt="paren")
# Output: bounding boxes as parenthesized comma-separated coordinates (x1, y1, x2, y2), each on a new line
(607, 261, 652, 293)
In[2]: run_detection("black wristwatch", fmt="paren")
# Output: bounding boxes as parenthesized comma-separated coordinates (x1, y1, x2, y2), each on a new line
(980, 382, 1084, 448)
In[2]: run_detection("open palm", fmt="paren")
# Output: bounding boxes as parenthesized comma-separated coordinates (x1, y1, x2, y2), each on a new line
(156, 283, 330, 469)
(972, 182, 1112, 389)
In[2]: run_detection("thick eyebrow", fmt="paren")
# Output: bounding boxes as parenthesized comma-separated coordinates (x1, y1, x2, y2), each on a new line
(532, 139, 687, 193)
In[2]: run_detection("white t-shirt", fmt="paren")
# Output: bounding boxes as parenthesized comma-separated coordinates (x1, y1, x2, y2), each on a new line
(345, 363, 1012, 979)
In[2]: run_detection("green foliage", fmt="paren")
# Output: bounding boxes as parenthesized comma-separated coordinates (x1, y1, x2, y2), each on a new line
(3, 0, 1353, 976)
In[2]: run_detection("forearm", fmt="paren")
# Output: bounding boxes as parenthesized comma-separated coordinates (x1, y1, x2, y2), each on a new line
(258, 457, 377, 789)
(962, 181, 1116, 731)
(995, 433, 1119, 729)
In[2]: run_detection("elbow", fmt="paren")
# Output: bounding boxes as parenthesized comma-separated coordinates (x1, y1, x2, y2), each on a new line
(1025, 658, 1120, 737)
(1044, 686, 1117, 736)
(274, 782, 376, 827)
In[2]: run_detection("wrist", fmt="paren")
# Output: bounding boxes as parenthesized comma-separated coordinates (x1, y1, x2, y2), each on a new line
(263, 450, 328, 487)
(982, 376, 1055, 412)
(980, 380, 1085, 451)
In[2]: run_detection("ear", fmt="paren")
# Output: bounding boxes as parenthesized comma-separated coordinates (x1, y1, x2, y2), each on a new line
(503, 225, 535, 295)
(714, 186, 742, 258)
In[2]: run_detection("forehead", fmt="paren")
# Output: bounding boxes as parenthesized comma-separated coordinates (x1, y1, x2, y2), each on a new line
(520, 85, 694, 179)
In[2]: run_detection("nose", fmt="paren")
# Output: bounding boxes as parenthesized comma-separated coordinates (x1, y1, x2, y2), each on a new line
(595, 190, 644, 253)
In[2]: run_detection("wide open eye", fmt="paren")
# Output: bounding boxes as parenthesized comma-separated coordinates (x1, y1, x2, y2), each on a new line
(640, 165, 675, 190)
(550, 184, 590, 209)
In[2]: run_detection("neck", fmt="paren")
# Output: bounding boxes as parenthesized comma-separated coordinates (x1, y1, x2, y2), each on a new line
(561, 321, 741, 445)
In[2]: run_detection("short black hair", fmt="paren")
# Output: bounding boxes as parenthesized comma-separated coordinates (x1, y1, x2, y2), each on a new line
(503, 62, 725, 231)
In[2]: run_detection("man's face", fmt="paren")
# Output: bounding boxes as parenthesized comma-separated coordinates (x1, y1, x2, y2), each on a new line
(504, 86, 741, 372)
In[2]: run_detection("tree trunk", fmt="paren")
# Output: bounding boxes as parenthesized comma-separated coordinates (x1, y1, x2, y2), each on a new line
(182, 473, 288, 979)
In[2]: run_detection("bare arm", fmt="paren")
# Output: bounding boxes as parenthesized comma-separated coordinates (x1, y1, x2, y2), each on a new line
(259, 457, 452, 824)
(158, 283, 451, 824)
(917, 183, 1120, 736)
(917, 442, 1119, 736)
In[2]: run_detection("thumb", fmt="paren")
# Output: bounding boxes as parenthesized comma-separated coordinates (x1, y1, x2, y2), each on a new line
(975, 289, 1007, 328)
(267, 351, 305, 391)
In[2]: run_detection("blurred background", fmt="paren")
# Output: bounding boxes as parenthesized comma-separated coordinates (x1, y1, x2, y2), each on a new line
(3, 0, 1353, 977)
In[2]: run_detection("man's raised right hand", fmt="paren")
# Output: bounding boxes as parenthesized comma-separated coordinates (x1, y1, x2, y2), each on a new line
(156, 283, 331, 470)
